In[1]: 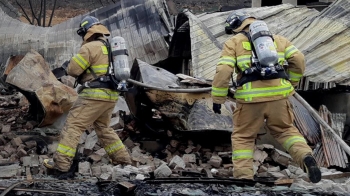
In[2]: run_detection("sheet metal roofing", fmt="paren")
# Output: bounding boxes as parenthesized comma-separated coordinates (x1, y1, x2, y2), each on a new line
(0, 0, 172, 70)
(184, 1, 350, 90)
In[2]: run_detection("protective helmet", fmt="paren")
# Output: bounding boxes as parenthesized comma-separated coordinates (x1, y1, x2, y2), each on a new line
(77, 16, 101, 37)
(225, 12, 256, 34)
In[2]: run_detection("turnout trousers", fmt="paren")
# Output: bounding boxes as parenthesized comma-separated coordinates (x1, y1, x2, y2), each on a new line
(232, 98, 313, 179)
(53, 97, 131, 172)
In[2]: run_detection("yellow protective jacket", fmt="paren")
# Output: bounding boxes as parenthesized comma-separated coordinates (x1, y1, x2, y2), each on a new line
(67, 25, 118, 102)
(212, 33, 305, 104)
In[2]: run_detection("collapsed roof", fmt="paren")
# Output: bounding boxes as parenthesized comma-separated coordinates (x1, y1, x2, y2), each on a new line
(170, 0, 350, 91)
(0, 0, 173, 71)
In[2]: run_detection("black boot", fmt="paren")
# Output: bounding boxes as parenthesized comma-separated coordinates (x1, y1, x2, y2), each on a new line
(303, 155, 321, 183)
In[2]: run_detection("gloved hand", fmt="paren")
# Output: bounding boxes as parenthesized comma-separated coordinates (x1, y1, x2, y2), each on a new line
(213, 103, 221, 114)
(62, 60, 70, 70)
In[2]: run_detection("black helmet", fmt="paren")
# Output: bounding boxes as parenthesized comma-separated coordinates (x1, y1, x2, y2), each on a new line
(77, 16, 100, 37)
(225, 12, 255, 34)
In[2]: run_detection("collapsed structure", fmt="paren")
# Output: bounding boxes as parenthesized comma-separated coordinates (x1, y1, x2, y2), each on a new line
(1, 0, 350, 195)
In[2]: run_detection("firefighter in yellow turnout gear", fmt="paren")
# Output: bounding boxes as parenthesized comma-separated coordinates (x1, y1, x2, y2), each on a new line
(44, 16, 131, 173)
(211, 13, 321, 183)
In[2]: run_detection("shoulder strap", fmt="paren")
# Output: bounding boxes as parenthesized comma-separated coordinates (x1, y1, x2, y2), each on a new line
(239, 31, 258, 58)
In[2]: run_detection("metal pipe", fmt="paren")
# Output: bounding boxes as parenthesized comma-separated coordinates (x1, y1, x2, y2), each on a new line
(294, 93, 350, 156)
(127, 79, 212, 93)
(0, 187, 69, 195)
(0, 181, 26, 196)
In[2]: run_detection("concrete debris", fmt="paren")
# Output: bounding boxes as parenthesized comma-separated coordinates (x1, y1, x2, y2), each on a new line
(154, 163, 172, 177)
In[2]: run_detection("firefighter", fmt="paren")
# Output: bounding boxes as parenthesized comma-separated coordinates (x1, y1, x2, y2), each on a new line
(43, 16, 132, 173)
(211, 12, 321, 183)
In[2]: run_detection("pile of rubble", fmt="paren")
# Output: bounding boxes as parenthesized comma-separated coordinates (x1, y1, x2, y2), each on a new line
(1, 83, 350, 195)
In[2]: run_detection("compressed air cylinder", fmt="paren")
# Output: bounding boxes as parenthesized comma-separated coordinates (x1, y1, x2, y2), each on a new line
(110, 36, 130, 82)
(249, 20, 278, 67)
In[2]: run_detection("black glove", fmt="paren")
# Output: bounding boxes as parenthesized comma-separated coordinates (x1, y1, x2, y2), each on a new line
(213, 103, 221, 114)
(62, 60, 70, 70)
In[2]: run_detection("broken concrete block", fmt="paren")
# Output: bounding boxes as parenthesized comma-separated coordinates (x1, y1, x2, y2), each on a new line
(253, 149, 268, 163)
(4, 145, 16, 155)
(25, 141, 37, 149)
(0, 164, 21, 178)
(154, 163, 172, 177)
(136, 174, 146, 180)
(170, 140, 179, 148)
(84, 131, 98, 155)
(11, 137, 23, 147)
(268, 171, 286, 178)
(153, 158, 167, 168)
(169, 155, 186, 169)
(89, 154, 102, 163)
(79, 131, 88, 144)
(118, 181, 136, 193)
(17, 149, 27, 158)
(183, 154, 196, 163)
(271, 149, 292, 167)
(267, 166, 281, 172)
(7, 117, 16, 123)
(1, 125, 11, 133)
(79, 161, 92, 176)
(110, 116, 123, 129)
(184, 147, 193, 154)
(123, 137, 135, 149)
(0, 136, 7, 145)
(281, 169, 291, 177)
(100, 164, 114, 179)
(91, 165, 102, 177)
(94, 148, 107, 157)
(0, 151, 9, 158)
(208, 155, 222, 168)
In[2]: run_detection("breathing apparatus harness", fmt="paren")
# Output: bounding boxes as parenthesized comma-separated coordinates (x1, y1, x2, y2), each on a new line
(236, 30, 289, 87)
(74, 38, 129, 92)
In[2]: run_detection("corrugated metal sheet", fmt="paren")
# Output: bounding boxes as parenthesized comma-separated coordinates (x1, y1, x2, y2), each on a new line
(318, 105, 348, 168)
(0, 0, 172, 70)
(184, 0, 350, 90)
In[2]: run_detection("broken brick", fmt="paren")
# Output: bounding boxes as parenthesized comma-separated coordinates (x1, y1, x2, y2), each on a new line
(11, 137, 23, 147)
(169, 155, 186, 169)
(79, 161, 92, 176)
(17, 149, 27, 158)
(170, 140, 179, 148)
(208, 155, 222, 168)
(89, 154, 102, 163)
(183, 154, 196, 163)
(4, 145, 16, 154)
(118, 181, 136, 193)
(1, 125, 11, 133)
(154, 163, 172, 177)
(25, 140, 37, 149)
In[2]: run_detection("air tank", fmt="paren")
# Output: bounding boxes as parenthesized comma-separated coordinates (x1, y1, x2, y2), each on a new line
(249, 20, 278, 67)
(110, 36, 130, 91)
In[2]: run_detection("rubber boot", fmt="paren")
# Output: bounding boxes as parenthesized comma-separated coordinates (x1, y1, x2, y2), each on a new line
(303, 155, 321, 183)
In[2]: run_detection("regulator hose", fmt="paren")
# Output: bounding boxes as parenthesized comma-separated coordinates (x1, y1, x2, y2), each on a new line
(127, 79, 213, 93)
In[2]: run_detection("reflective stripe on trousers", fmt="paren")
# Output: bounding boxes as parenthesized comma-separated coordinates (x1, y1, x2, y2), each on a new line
(283, 136, 307, 150)
(56, 144, 76, 157)
(105, 140, 124, 155)
(232, 149, 254, 160)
